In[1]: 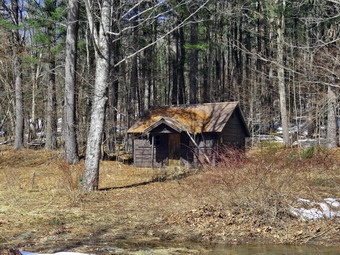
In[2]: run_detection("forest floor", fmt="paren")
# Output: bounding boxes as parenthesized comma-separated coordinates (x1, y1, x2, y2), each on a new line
(0, 144, 339, 254)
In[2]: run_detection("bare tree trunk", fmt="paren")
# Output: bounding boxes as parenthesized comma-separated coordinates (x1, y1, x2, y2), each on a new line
(83, 0, 111, 191)
(130, 8, 139, 119)
(29, 58, 42, 143)
(45, 0, 58, 150)
(189, 21, 198, 104)
(171, 31, 178, 105)
(327, 86, 337, 148)
(178, 26, 185, 104)
(107, 14, 120, 153)
(276, 0, 290, 145)
(64, 0, 79, 163)
(45, 58, 57, 149)
(143, 42, 153, 111)
(143, 57, 150, 111)
(12, 0, 24, 150)
(202, 21, 210, 103)
(13, 47, 24, 150)
(130, 56, 138, 116)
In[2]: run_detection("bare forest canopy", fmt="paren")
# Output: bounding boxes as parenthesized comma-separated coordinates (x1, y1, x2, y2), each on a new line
(0, 0, 339, 190)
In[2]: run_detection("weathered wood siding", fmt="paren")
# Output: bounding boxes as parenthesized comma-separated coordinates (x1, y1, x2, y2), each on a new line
(133, 134, 169, 168)
(180, 133, 193, 168)
(133, 110, 247, 168)
(220, 110, 246, 148)
(190, 133, 217, 167)
(133, 137, 153, 168)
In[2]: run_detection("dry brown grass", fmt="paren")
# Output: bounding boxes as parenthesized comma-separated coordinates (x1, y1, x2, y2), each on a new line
(0, 145, 339, 251)
(0, 146, 188, 249)
(161, 146, 340, 244)
(195, 146, 339, 215)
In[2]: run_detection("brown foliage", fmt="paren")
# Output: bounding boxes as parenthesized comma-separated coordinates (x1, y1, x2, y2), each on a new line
(192, 146, 339, 224)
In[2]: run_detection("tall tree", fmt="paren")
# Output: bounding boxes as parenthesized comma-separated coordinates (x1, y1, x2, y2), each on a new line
(327, 85, 337, 148)
(178, 26, 185, 104)
(189, 20, 198, 104)
(26, 0, 64, 149)
(129, 11, 139, 121)
(1, 0, 26, 150)
(45, 50, 57, 149)
(64, 0, 80, 163)
(275, 0, 290, 144)
(83, 0, 111, 191)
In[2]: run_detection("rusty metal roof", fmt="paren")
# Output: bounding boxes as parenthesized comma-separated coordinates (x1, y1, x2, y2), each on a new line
(128, 102, 248, 135)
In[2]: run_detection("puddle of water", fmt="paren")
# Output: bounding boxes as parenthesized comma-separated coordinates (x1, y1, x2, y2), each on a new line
(21, 240, 340, 255)
(211, 244, 340, 255)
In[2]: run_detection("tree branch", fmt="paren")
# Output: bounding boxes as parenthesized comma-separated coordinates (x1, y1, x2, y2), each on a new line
(115, 0, 211, 67)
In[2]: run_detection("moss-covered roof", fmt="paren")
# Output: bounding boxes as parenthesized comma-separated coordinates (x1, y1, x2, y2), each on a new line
(128, 102, 242, 134)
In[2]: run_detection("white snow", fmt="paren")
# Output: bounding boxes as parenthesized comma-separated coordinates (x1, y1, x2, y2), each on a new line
(274, 136, 284, 142)
(324, 198, 340, 208)
(292, 138, 328, 147)
(291, 207, 324, 220)
(291, 198, 340, 220)
(297, 198, 311, 203)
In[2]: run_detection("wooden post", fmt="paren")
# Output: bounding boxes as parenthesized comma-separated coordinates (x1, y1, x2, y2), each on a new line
(151, 135, 154, 168)
(31, 172, 35, 189)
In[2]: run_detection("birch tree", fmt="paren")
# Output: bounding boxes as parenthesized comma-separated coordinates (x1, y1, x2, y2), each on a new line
(83, 0, 111, 191)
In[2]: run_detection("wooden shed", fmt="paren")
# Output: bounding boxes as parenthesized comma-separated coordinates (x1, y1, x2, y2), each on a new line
(127, 102, 250, 168)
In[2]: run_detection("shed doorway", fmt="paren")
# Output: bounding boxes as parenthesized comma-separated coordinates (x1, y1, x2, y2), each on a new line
(168, 133, 181, 167)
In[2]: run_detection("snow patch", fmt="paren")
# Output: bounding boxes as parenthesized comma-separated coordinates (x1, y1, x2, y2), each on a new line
(291, 198, 340, 220)
(324, 198, 340, 208)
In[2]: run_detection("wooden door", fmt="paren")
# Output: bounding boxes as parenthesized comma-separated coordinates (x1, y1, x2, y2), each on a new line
(168, 134, 181, 167)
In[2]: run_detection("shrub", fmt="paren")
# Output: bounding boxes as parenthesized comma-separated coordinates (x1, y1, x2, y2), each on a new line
(193, 147, 339, 225)
(56, 160, 82, 191)
(301, 146, 314, 159)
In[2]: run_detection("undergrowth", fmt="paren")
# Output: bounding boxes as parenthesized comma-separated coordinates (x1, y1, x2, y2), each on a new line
(192, 146, 339, 225)
(0, 145, 339, 246)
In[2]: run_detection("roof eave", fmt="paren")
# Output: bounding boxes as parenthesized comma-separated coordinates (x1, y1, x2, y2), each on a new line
(144, 118, 182, 134)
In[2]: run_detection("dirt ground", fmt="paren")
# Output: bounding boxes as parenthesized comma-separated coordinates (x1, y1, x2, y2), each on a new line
(0, 146, 339, 253)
